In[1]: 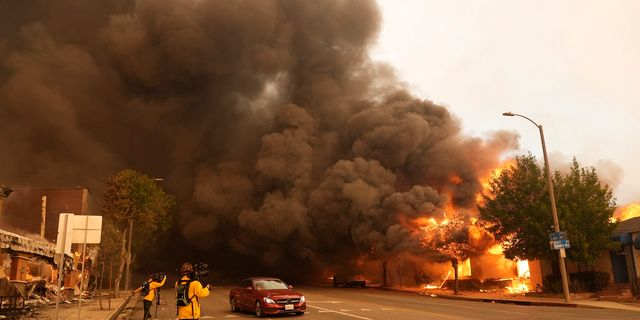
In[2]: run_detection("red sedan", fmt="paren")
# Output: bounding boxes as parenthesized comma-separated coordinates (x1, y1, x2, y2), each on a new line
(229, 277, 306, 317)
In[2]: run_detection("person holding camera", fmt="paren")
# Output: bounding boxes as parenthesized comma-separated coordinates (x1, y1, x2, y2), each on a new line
(176, 262, 210, 320)
(133, 272, 167, 320)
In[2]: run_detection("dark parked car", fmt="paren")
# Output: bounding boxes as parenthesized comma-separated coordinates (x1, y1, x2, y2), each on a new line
(332, 274, 366, 288)
(229, 277, 306, 317)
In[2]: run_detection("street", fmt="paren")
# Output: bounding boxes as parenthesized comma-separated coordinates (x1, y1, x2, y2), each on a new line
(135, 286, 639, 320)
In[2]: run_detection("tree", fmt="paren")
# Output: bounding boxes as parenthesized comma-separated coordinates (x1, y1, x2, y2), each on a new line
(102, 169, 175, 296)
(479, 154, 618, 270)
(423, 211, 485, 294)
(478, 154, 552, 261)
(98, 219, 124, 296)
(554, 158, 617, 270)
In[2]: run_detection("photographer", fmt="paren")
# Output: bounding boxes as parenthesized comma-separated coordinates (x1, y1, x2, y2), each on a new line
(133, 272, 167, 320)
(175, 262, 210, 320)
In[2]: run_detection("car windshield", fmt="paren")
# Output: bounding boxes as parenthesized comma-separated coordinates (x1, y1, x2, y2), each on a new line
(254, 280, 288, 290)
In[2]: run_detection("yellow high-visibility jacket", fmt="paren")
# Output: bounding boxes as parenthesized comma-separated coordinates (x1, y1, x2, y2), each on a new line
(134, 275, 166, 302)
(176, 276, 210, 319)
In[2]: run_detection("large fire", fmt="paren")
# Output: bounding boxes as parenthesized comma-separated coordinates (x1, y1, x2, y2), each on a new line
(614, 202, 640, 221)
(415, 158, 532, 294)
(476, 158, 517, 204)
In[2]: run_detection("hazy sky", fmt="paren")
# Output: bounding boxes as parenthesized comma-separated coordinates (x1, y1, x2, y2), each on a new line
(374, 0, 640, 205)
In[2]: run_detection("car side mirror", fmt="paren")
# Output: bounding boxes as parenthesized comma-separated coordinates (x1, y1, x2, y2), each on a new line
(245, 286, 253, 291)
(288, 285, 293, 289)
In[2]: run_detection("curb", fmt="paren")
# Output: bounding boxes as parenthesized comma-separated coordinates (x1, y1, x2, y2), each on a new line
(377, 287, 619, 309)
(430, 293, 579, 308)
(106, 292, 134, 320)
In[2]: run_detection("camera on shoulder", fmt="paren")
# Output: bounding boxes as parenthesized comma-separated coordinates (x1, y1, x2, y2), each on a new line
(190, 262, 209, 282)
(151, 272, 166, 282)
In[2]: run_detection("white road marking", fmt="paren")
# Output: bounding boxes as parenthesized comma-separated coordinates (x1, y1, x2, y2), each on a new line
(224, 315, 239, 318)
(360, 308, 371, 311)
(307, 305, 373, 320)
(381, 308, 396, 311)
(308, 300, 343, 304)
(201, 316, 216, 319)
(339, 309, 353, 311)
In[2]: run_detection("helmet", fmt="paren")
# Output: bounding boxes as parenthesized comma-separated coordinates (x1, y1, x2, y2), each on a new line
(179, 262, 193, 275)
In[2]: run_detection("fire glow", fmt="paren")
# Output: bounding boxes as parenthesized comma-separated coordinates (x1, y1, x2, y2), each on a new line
(416, 158, 532, 294)
(614, 203, 640, 221)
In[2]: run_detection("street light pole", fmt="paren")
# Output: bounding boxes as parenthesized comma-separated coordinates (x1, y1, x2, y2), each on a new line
(502, 112, 571, 303)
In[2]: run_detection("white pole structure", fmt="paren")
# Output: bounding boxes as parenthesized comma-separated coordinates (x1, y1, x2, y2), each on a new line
(503, 111, 571, 302)
(41, 196, 47, 238)
(55, 214, 70, 320)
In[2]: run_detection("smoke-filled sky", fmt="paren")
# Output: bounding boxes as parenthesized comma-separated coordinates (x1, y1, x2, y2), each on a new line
(375, 0, 640, 205)
(7, 0, 626, 273)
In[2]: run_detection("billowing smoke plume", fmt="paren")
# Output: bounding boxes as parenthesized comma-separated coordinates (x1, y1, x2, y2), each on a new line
(0, 0, 517, 272)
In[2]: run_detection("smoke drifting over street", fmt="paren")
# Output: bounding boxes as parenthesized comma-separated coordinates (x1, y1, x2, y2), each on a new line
(0, 0, 517, 271)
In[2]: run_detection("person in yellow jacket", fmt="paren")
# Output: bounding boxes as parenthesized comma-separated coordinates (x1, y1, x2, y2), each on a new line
(176, 262, 210, 320)
(133, 273, 167, 320)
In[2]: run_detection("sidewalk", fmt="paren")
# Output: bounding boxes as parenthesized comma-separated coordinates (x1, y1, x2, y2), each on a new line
(387, 286, 640, 312)
(121, 294, 177, 320)
(36, 295, 129, 320)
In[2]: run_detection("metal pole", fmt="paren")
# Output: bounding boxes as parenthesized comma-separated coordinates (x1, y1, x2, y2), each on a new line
(503, 112, 571, 302)
(125, 217, 133, 291)
(538, 125, 571, 302)
(78, 216, 89, 319)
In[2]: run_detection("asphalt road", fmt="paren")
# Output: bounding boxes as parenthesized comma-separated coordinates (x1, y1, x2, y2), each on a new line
(138, 286, 639, 320)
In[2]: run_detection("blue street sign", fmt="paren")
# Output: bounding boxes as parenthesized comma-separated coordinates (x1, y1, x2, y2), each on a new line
(550, 239, 571, 249)
(549, 231, 568, 241)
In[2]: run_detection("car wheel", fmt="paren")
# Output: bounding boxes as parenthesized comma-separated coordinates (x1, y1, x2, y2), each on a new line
(255, 301, 264, 318)
(230, 297, 239, 312)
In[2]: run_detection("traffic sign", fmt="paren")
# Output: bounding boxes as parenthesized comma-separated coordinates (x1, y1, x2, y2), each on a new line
(549, 231, 567, 241)
(550, 239, 571, 249)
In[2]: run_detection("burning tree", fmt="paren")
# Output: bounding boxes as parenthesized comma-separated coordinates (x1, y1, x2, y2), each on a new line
(422, 211, 486, 295)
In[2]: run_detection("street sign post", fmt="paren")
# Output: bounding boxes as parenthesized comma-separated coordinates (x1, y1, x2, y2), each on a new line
(54, 213, 74, 319)
(54, 213, 103, 320)
(549, 231, 567, 241)
(73, 215, 102, 320)
(549, 232, 570, 250)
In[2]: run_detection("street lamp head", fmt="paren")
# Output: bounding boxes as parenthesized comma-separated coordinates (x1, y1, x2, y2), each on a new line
(502, 112, 515, 117)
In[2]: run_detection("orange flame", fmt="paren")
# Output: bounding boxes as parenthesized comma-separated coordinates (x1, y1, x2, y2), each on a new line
(476, 158, 517, 204)
(614, 203, 640, 221)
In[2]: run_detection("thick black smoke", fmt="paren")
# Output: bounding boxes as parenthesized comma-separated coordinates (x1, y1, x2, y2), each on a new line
(0, 0, 517, 274)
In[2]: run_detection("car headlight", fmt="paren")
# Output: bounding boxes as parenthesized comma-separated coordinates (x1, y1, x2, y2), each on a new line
(299, 295, 305, 303)
(263, 297, 276, 304)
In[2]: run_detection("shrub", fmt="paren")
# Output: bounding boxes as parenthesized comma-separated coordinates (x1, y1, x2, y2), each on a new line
(571, 271, 609, 292)
(543, 271, 609, 293)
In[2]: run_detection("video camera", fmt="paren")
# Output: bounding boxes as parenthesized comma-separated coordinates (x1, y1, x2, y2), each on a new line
(190, 262, 209, 282)
(150, 272, 166, 282)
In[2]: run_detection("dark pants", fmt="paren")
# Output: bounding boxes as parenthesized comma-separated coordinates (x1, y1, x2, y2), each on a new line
(143, 299, 152, 320)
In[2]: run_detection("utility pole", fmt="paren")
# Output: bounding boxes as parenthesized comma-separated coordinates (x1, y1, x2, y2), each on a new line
(124, 217, 133, 291)
(503, 112, 571, 302)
